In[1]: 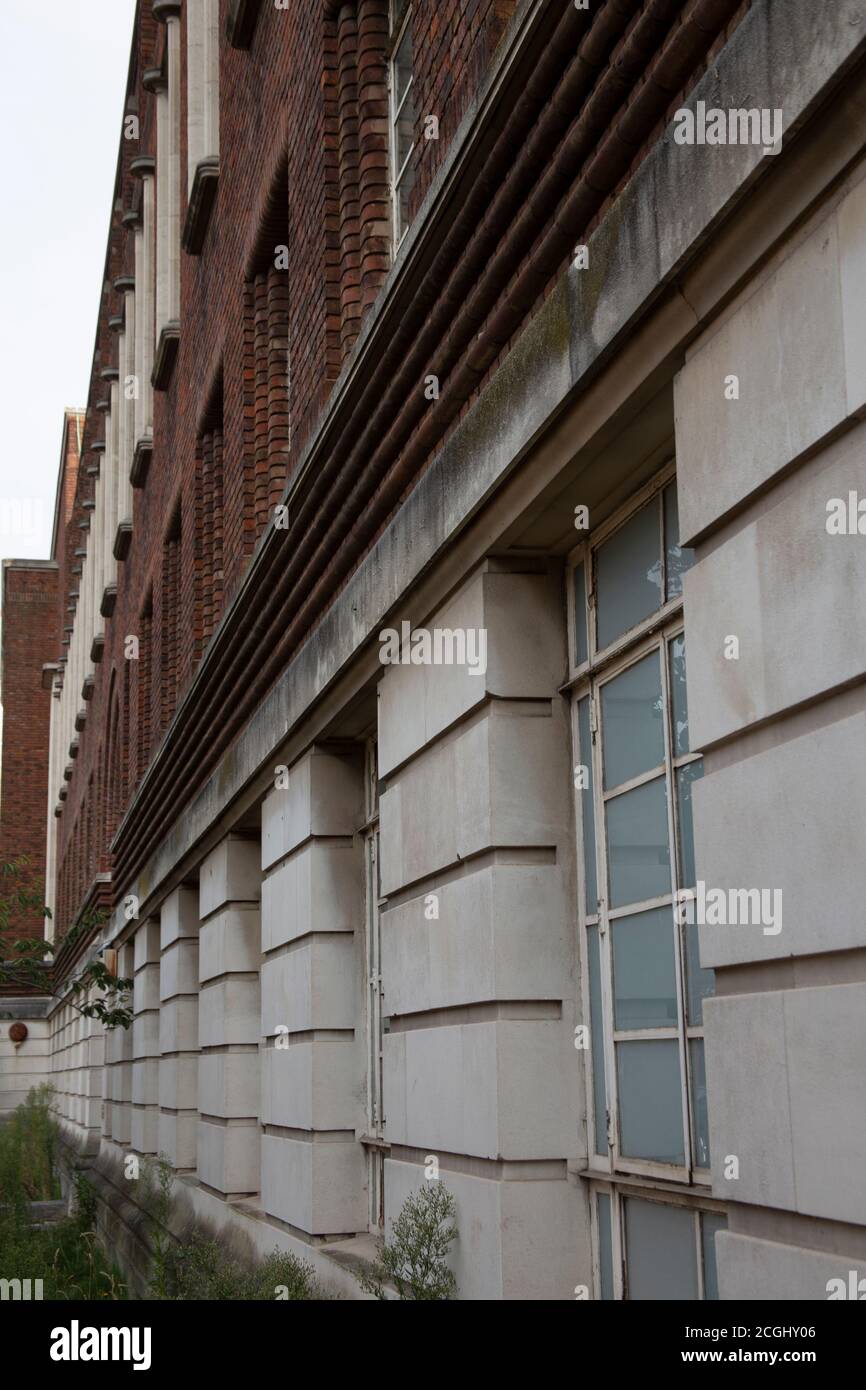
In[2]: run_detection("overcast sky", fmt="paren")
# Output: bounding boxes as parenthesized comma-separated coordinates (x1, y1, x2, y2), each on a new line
(0, 0, 137, 565)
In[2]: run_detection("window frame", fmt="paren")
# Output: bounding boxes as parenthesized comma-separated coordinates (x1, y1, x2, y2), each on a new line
(359, 736, 386, 1233)
(568, 468, 719, 1296)
(590, 1180, 727, 1301)
(388, 4, 415, 252)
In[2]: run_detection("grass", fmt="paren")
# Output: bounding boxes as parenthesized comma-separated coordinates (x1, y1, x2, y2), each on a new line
(0, 1098, 321, 1300)
(0, 1083, 60, 1202)
(0, 1086, 126, 1299)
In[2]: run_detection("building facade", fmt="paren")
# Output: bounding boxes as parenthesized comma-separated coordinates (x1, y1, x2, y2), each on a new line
(1, 0, 865, 1298)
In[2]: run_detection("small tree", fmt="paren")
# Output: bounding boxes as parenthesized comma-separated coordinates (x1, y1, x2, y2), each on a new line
(358, 1182, 458, 1300)
(0, 857, 133, 1031)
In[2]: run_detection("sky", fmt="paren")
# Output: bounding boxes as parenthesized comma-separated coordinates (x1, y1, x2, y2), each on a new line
(0, 0, 137, 566)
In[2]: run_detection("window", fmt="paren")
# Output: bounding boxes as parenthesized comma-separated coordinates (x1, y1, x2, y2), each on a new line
(160, 510, 182, 733)
(388, 7, 415, 249)
(360, 738, 385, 1231)
(568, 468, 721, 1297)
(195, 374, 225, 654)
(137, 591, 153, 781)
(593, 1186, 726, 1300)
(243, 158, 291, 538)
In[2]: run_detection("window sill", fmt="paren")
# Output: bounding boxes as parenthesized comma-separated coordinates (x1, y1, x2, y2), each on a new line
(100, 584, 117, 619)
(113, 520, 133, 563)
(131, 437, 153, 490)
(183, 157, 219, 256)
(152, 323, 180, 391)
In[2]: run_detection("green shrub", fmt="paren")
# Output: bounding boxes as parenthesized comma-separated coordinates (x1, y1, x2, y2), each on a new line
(0, 1084, 59, 1203)
(358, 1182, 458, 1300)
(0, 1093, 126, 1300)
(161, 1232, 319, 1300)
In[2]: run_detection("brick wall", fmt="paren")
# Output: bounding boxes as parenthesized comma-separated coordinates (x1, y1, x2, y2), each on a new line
(0, 563, 58, 940)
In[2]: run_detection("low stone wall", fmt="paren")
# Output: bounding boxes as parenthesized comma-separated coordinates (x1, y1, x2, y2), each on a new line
(0, 999, 51, 1118)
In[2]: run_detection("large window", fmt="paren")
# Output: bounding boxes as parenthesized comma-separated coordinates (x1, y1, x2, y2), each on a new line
(388, 6, 415, 249)
(360, 739, 386, 1231)
(568, 467, 725, 1298)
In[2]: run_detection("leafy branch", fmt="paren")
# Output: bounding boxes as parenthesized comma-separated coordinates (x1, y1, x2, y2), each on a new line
(0, 857, 133, 1030)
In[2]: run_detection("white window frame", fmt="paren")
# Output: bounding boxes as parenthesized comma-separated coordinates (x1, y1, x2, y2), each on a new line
(568, 467, 720, 1295)
(388, 5, 415, 251)
(590, 1179, 727, 1301)
(359, 737, 386, 1232)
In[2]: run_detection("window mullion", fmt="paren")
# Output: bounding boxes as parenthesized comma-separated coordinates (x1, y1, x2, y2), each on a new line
(591, 684, 619, 1170)
(660, 632, 694, 1177)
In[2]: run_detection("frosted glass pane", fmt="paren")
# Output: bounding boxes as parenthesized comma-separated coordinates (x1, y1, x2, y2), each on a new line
(573, 563, 588, 666)
(626, 1198, 698, 1300)
(393, 25, 413, 111)
(606, 776, 671, 909)
(664, 484, 695, 600)
(701, 1213, 726, 1301)
(601, 651, 664, 791)
(596, 502, 662, 648)
(690, 1038, 710, 1168)
(685, 920, 714, 1026)
(669, 634, 689, 756)
(587, 926, 608, 1156)
(676, 759, 703, 888)
(577, 697, 598, 916)
(612, 906, 678, 1030)
(597, 1192, 614, 1300)
(617, 1039, 684, 1163)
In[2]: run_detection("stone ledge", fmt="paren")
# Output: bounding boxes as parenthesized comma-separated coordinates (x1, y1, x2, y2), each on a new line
(183, 158, 219, 255)
(152, 323, 180, 391)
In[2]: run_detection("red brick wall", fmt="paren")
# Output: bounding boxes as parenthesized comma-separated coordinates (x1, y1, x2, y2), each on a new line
(0, 563, 58, 941)
(410, 0, 516, 217)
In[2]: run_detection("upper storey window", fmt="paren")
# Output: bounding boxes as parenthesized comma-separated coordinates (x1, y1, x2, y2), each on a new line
(389, 6, 415, 249)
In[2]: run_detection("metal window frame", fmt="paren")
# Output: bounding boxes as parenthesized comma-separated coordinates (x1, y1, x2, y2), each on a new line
(569, 471, 715, 1295)
(590, 1180, 726, 1301)
(387, 4, 415, 251)
(359, 736, 386, 1232)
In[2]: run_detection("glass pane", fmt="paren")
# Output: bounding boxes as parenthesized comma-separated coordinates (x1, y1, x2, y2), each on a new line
(606, 775, 671, 909)
(393, 25, 413, 111)
(577, 697, 598, 916)
(617, 1039, 684, 1164)
(664, 483, 695, 600)
(668, 634, 689, 756)
(625, 1198, 699, 1300)
(612, 906, 678, 1030)
(676, 758, 703, 888)
(587, 926, 608, 1157)
(396, 99, 415, 173)
(690, 1037, 710, 1168)
(701, 1212, 726, 1301)
(685, 920, 714, 1026)
(597, 1192, 614, 1300)
(595, 500, 662, 649)
(601, 650, 664, 790)
(573, 563, 588, 666)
